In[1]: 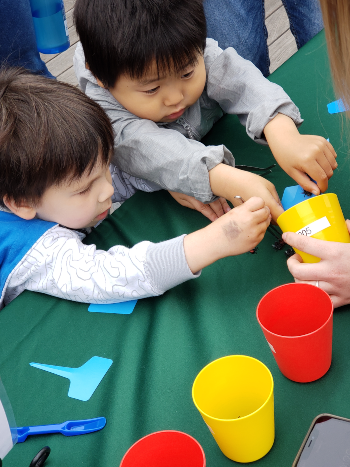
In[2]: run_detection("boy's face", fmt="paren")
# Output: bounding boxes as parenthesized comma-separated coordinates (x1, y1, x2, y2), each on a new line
(107, 53, 206, 123)
(33, 160, 114, 229)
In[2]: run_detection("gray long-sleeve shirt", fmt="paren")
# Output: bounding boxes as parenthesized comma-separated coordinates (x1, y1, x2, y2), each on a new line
(74, 38, 302, 203)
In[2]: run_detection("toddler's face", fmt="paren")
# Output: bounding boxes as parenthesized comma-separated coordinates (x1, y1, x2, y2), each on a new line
(107, 53, 206, 123)
(34, 160, 114, 229)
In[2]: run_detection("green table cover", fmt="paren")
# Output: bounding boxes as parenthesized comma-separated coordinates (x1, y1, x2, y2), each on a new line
(2, 31, 350, 466)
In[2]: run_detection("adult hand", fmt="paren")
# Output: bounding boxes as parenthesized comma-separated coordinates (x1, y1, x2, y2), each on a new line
(282, 220, 350, 308)
(168, 191, 231, 221)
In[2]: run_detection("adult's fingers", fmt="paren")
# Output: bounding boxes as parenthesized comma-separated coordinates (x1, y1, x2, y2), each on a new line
(287, 253, 327, 282)
(282, 232, 331, 259)
(330, 295, 343, 309)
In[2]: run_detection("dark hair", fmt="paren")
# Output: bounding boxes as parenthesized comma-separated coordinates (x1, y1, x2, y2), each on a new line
(74, 0, 207, 88)
(0, 67, 114, 207)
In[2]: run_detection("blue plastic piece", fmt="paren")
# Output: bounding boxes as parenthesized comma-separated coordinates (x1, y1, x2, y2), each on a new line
(29, 0, 70, 54)
(17, 417, 106, 443)
(281, 185, 315, 211)
(327, 99, 348, 114)
(88, 300, 138, 315)
(30, 356, 113, 401)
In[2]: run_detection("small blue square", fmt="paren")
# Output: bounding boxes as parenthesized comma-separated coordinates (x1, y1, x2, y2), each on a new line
(88, 300, 138, 315)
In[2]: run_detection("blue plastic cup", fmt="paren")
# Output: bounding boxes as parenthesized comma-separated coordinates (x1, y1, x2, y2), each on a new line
(29, 0, 70, 54)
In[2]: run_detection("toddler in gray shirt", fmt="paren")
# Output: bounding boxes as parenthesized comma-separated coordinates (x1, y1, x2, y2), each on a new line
(73, 0, 337, 221)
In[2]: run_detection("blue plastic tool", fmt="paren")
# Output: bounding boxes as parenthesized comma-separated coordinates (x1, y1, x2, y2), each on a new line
(327, 99, 348, 114)
(17, 417, 106, 443)
(30, 356, 113, 401)
(88, 300, 138, 315)
(281, 185, 315, 211)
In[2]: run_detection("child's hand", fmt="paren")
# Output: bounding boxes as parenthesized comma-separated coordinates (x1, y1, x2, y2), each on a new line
(264, 113, 337, 195)
(168, 191, 231, 222)
(184, 197, 270, 273)
(209, 164, 283, 221)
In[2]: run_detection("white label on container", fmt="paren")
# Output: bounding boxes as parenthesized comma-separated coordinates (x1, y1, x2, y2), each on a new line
(267, 341, 276, 353)
(296, 216, 331, 237)
(64, 20, 69, 37)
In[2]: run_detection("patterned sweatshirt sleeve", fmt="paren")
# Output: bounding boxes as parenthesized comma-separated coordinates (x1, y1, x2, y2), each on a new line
(5, 225, 199, 306)
(205, 38, 303, 143)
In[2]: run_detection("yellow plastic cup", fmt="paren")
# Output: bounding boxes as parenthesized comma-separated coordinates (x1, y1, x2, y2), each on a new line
(192, 355, 274, 463)
(277, 193, 350, 263)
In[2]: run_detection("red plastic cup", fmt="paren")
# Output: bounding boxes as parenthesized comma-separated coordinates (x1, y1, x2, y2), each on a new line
(119, 430, 206, 467)
(257, 283, 333, 383)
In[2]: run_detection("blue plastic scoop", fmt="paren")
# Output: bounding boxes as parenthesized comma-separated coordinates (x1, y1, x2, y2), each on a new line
(17, 417, 106, 443)
(30, 356, 113, 401)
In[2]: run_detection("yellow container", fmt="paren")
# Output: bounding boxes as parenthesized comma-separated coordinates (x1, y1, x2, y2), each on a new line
(192, 355, 274, 463)
(277, 193, 350, 263)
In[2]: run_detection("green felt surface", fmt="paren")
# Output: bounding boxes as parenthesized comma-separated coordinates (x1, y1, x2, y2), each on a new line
(2, 31, 350, 466)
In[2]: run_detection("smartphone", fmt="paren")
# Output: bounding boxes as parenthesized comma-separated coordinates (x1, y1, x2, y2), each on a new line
(292, 414, 350, 466)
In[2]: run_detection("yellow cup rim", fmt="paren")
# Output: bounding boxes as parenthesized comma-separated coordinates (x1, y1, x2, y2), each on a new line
(277, 192, 337, 224)
(192, 355, 273, 423)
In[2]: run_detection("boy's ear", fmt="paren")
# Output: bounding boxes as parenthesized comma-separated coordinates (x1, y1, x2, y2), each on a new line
(96, 77, 105, 89)
(3, 196, 37, 220)
(85, 62, 105, 89)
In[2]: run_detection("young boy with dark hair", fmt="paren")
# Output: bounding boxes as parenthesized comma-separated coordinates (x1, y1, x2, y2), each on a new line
(73, 0, 337, 222)
(0, 68, 270, 310)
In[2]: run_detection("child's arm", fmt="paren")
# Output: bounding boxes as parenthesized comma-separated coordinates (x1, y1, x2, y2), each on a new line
(5, 225, 198, 305)
(109, 120, 282, 220)
(205, 39, 303, 145)
(184, 197, 270, 272)
(263, 113, 337, 194)
(209, 163, 284, 221)
(5, 200, 269, 306)
(110, 165, 232, 221)
(204, 41, 337, 194)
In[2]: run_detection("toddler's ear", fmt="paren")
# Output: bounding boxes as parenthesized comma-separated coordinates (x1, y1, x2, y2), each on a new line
(3, 196, 37, 220)
(96, 77, 105, 88)
(85, 62, 105, 89)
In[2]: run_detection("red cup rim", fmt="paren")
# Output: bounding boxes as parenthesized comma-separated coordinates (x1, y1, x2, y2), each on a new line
(256, 283, 334, 339)
(120, 430, 206, 467)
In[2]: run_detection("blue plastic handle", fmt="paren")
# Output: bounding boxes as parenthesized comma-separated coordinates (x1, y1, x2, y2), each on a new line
(17, 417, 106, 442)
